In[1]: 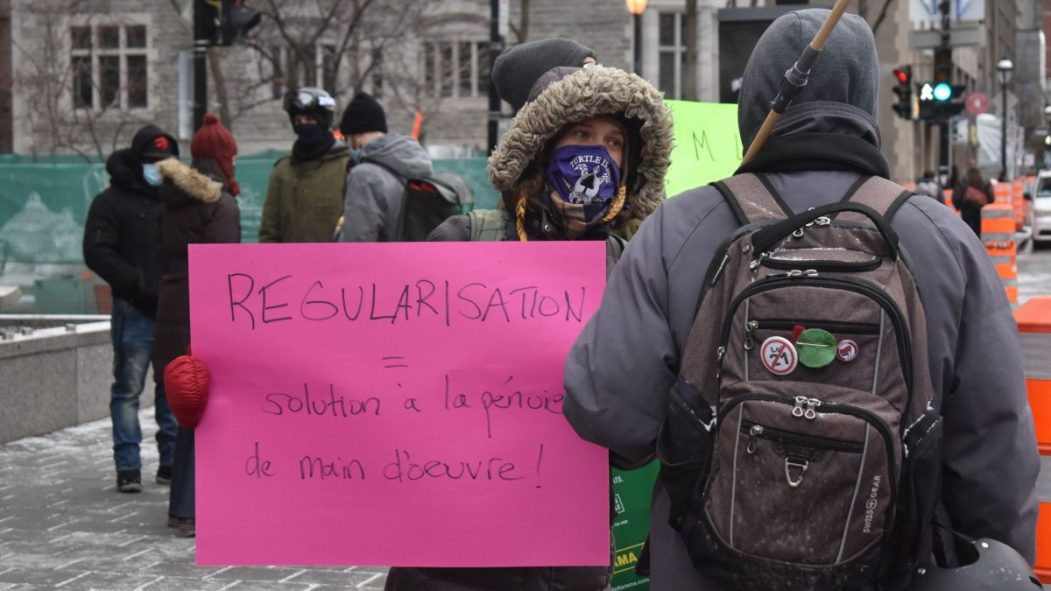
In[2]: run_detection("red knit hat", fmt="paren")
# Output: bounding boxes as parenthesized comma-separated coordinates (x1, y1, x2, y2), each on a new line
(190, 113, 240, 196)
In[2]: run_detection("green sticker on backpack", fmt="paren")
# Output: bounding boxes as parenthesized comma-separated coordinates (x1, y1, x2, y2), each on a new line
(796, 328, 837, 369)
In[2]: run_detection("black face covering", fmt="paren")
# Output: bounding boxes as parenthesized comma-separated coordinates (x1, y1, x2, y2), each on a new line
(292, 122, 335, 161)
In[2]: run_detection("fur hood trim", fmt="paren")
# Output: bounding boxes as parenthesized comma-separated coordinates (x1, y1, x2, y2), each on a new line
(487, 65, 674, 220)
(155, 158, 222, 203)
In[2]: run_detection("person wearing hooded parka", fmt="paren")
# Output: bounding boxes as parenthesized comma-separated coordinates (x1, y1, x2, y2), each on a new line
(383, 39, 674, 591)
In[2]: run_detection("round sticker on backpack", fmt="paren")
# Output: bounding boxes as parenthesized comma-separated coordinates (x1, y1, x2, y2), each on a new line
(837, 339, 859, 363)
(760, 336, 798, 375)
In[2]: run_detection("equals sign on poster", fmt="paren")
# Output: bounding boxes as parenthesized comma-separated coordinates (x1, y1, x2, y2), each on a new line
(383, 356, 408, 369)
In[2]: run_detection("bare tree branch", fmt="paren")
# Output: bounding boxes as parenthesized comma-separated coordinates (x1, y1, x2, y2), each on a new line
(871, 0, 895, 35)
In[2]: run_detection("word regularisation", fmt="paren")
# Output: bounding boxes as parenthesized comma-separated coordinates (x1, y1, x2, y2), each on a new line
(226, 273, 589, 329)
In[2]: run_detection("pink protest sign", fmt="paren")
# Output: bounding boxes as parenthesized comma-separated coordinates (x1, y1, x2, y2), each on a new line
(189, 242, 610, 567)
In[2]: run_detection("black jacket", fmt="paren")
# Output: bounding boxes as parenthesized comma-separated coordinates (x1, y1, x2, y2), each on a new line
(153, 158, 240, 372)
(83, 126, 176, 317)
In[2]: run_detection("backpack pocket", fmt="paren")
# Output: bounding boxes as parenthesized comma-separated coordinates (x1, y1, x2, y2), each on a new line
(703, 381, 900, 567)
(889, 412, 943, 580)
(745, 318, 881, 391)
(657, 376, 714, 527)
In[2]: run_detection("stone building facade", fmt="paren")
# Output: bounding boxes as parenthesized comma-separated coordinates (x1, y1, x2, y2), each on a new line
(0, 0, 1039, 184)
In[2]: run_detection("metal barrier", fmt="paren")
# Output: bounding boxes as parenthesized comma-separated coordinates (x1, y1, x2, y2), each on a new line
(1015, 297, 1051, 582)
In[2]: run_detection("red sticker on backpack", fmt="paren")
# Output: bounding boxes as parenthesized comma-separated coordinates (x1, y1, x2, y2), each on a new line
(760, 336, 798, 376)
(837, 339, 859, 363)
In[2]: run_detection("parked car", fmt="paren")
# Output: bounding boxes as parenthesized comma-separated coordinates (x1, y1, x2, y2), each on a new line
(1034, 171, 1051, 246)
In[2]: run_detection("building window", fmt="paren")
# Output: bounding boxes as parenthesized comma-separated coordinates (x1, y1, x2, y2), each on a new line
(69, 23, 149, 110)
(422, 39, 489, 99)
(268, 44, 343, 99)
(658, 12, 687, 99)
(320, 44, 338, 94)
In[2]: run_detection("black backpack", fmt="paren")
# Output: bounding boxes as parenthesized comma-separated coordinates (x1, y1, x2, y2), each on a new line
(657, 174, 943, 591)
(361, 157, 470, 241)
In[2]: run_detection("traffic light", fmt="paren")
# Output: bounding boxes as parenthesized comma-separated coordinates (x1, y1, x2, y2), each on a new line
(933, 46, 952, 85)
(220, 0, 260, 46)
(917, 45, 965, 120)
(918, 81, 966, 120)
(892, 66, 913, 120)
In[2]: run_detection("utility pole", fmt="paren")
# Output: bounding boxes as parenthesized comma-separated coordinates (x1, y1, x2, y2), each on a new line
(487, 0, 505, 155)
(192, 0, 210, 132)
(937, 0, 950, 181)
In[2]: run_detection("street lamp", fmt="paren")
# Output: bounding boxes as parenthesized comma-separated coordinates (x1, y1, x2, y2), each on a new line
(626, 0, 648, 76)
(998, 58, 1014, 181)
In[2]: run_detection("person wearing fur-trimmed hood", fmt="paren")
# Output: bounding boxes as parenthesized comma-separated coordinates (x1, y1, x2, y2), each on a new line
(387, 39, 673, 591)
(153, 113, 242, 538)
(429, 39, 673, 260)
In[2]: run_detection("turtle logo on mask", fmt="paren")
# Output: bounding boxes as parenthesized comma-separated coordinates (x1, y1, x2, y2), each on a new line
(546, 145, 621, 210)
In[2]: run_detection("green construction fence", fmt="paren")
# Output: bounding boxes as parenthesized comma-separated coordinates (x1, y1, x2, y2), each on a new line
(0, 153, 499, 314)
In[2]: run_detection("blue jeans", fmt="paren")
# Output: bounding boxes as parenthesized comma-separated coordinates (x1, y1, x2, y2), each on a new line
(169, 427, 195, 519)
(109, 298, 177, 472)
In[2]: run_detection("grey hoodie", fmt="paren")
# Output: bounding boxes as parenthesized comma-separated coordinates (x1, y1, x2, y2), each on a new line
(563, 9, 1038, 591)
(338, 132, 433, 242)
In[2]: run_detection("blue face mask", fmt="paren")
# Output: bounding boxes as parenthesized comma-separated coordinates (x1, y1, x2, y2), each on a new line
(142, 163, 162, 187)
(348, 147, 362, 162)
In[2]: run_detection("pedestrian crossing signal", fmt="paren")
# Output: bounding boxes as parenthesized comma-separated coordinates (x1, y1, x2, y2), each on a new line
(918, 81, 966, 120)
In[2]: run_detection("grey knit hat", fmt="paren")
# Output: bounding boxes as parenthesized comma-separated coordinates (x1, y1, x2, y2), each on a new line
(492, 38, 597, 111)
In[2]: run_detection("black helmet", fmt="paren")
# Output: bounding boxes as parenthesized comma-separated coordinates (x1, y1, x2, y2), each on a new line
(908, 538, 1042, 591)
(283, 87, 336, 129)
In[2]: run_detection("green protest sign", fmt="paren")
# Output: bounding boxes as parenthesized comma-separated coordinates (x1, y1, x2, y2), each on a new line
(611, 462, 659, 590)
(664, 100, 743, 198)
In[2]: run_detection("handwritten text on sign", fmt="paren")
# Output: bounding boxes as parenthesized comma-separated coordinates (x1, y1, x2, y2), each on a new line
(664, 100, 742, 199)
(189, 242, 610, 567)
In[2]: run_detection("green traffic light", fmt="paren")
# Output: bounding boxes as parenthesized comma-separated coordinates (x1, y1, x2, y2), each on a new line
(933, 82, 952, 102)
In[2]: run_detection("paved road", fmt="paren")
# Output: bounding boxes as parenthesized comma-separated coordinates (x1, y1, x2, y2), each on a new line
(1020, 244, 1051, 303)
(0, 408, 389, 591)
(2, 247, 1050, 591)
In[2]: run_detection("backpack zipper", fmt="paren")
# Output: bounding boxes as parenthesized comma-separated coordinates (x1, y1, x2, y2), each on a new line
(763, 257, 882, 273)
(749, 319, 880, 335)
(740, 419, 865, 455)
(718, 275, 914, 429)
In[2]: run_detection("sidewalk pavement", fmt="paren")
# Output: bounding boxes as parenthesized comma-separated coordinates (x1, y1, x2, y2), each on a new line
(0, 408, 389, 591)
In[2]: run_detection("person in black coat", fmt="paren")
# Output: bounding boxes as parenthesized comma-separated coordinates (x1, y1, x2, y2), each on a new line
(153, 113, 241, 537)
(952, 165, 995, 236)
(83, 125, 180, 493)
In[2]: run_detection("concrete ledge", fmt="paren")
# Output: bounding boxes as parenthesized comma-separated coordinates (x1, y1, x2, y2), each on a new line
(0, 315, 136, 444)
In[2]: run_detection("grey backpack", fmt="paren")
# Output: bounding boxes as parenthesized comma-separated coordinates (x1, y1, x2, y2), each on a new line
(658, 174, 943, 590)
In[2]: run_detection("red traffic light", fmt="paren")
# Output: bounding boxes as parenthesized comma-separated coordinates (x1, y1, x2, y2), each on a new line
(893, 68, 910, 84)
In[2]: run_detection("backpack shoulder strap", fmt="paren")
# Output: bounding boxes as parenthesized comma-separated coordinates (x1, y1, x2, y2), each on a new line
(711, 173, 792, 226)
(359, 157, 406, 184)
(841, 176, 915, 224)
(606, 233, 628, 264)
(468, 209, 509, 241)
